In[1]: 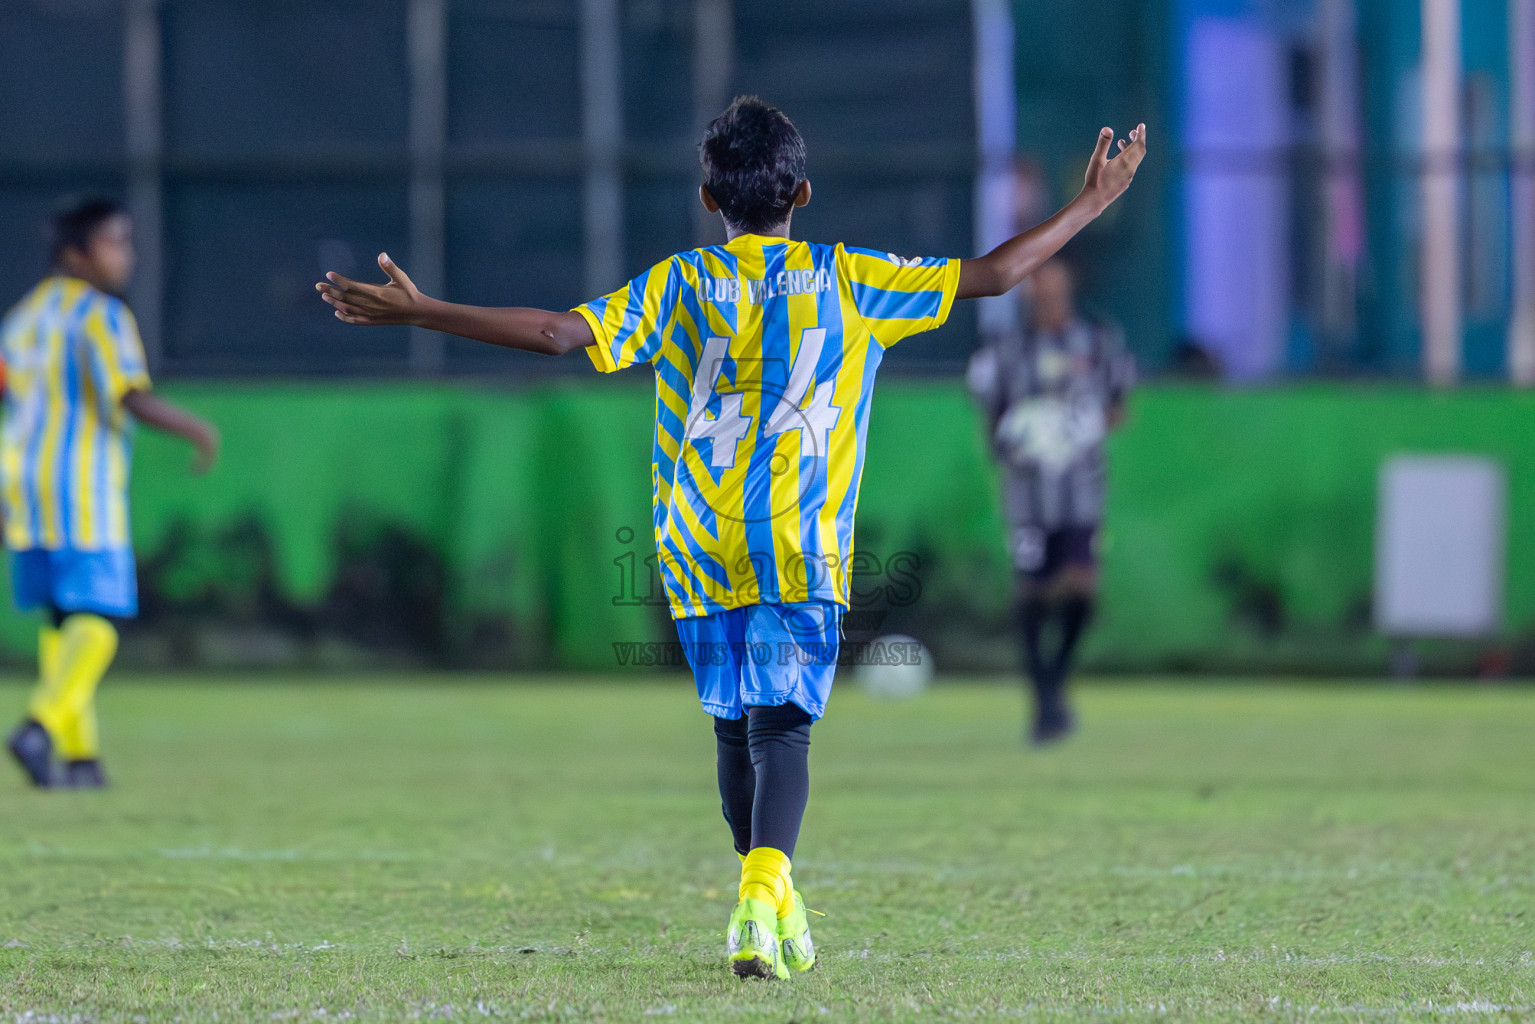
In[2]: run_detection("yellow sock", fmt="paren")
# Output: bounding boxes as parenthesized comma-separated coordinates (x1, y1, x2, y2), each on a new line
(48, 614, 118, 761)
(64, 701, 101, 764)
(738, 847, 792, 911)
(777, 880, 796, 920)
(26, 625, 65, 734)
(738, 850, 796, 917)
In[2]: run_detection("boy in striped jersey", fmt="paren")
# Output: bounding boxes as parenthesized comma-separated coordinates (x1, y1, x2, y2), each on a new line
(318, 97, 1145, 978)
(4, 198, 219, 789)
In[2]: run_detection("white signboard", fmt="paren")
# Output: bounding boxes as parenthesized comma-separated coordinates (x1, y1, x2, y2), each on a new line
(1374, 455, 1506, 637)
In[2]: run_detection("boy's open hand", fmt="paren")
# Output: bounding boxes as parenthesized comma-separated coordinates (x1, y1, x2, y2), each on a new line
(1081, 124, 1147, 212)
(316, 253, 424, 326)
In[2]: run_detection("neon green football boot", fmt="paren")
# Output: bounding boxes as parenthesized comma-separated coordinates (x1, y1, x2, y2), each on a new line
(777, 889, 818, 973)
(726, 897, 787, 979)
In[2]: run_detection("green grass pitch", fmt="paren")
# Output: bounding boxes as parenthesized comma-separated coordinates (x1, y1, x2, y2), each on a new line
(0, 677, 1531, 1022)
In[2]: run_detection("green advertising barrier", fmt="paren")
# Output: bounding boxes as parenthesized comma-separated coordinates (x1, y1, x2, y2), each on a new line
(1100, 387, 1535, 673)
(0, 381, 1531, 674)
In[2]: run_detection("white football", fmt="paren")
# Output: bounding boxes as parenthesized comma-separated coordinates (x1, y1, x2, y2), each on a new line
(854, 634, 934, 700)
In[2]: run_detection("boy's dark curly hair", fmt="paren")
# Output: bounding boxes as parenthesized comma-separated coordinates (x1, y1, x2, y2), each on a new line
(50, 196, 127, 264)
(699, 96, 806, 236)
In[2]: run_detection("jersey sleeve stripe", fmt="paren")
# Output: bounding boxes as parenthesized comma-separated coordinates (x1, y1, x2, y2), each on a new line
(611, 266, 653, 365)
(576, 305, 617, 372)
(105, 301, 151, 384)
(934, 257, 960, 326)
(848, 282, 948, 324)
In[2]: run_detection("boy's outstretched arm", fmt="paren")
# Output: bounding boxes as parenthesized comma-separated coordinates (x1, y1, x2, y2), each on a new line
(316, 255, 596, 356)
(121, 390, 220, 474)
(957, 124, 1147, 300)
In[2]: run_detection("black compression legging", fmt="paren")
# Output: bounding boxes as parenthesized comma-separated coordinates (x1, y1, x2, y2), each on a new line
(714, 703, 813, 860)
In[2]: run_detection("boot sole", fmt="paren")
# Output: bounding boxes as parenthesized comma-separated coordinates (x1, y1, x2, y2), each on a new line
(731, 955, 777, 980)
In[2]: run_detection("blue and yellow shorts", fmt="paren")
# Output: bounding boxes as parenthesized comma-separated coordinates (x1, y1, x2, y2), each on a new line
(675, 600, 842, 721)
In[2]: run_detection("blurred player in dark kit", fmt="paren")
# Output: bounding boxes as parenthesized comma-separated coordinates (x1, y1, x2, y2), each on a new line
(967, 257, 1134, 745)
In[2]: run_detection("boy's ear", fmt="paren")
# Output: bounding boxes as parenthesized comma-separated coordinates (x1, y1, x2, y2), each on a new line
(792, 179, 812, 209)
(699, 185, 721, 213)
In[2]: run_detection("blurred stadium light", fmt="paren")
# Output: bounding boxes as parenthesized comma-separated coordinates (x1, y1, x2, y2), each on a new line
(1181, 16, 1290, 381)
(1174, 0, 1532, 381)
(1512, 0, 1535, 384)
(1419, 0, 1461, 385)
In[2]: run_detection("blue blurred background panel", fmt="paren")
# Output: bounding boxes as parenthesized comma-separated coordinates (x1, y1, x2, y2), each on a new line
(441, 177, 584, 372)
(447, 0, 581, 148)
(621, 0, 696, 147)
(164, 181, 412, 373)
(736, 0, 973, 151)
(0, 2, 123, 166)
(623, 173, 697, 280)
(162, 0, 409, 162)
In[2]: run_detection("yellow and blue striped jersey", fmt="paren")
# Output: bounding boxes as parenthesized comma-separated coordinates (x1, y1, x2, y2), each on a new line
(0, 276, 152, 551)
(574, 234, 960, 619)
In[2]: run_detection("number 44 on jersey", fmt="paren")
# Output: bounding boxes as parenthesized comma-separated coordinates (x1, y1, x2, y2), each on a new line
(684, 328, 842, 468)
